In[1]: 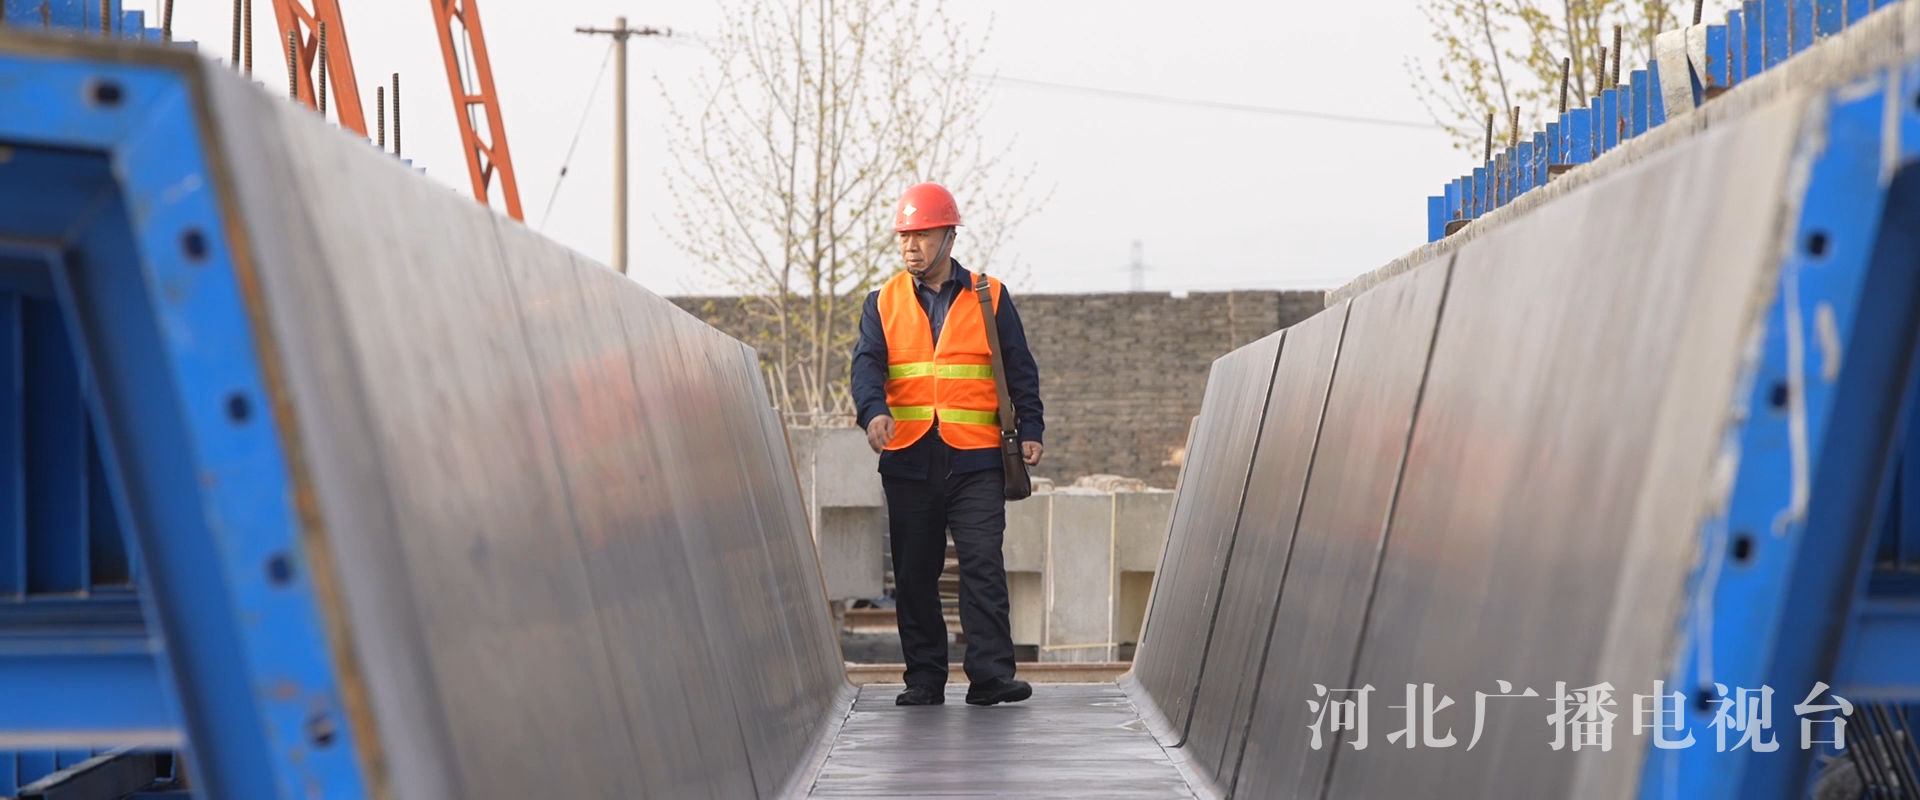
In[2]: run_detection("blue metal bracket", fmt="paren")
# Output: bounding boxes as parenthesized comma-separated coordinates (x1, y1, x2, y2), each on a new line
(1638, 61, 1920, 799)
(0, 39, 369, 798)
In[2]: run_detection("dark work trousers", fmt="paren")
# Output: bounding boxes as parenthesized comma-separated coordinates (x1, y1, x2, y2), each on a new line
(883, 437, 1016, 688)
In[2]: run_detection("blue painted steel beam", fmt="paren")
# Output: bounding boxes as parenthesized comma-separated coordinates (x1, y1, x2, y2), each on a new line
(1746, 1, 1766, 78)
(23, 295, 85, 596)
(1570, 107, 1593, 164)
(1493, 151, 1508, 208)
(1426, 196, 1444, 243)
(1728, 12, 1746, 85)
(0, 48, 369, 796)
(1707, 24, 1732, 90)
(1641, 73, 1920, 799)
(1472, 166, 1486, 218)
(1845, 0, 1871, 24)
(1816, 0, 1844, 36)
(1630, 69, 1650, 137)
(0, 290, 19, 599)
(0, 653, 176, 745)
(18, 753, 54, 792)
(1518, 141, 1535, 194)
(1531, 131, 1548, 186)
(1792, 0, 1815, 53)
(1765, 0, 1790, 68)
(1601, 88, 1620, 151)
(1835, 599, 1920, 701)
(1904, 420, 1920, 562)
(1629, 72, 1644, 137)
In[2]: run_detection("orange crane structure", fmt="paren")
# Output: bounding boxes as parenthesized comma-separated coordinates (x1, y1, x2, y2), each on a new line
(270, 0, 524, 221)
(425, 0, 524, 221)
(270, 0, 367, 135)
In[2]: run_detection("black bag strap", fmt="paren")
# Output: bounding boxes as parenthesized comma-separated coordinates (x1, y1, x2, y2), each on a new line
(972, 273, 1019, 441)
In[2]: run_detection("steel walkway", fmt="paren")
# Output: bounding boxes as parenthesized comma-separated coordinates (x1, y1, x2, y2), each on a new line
(6, 3, 1920, 799)
(807, 685, 1196, 799)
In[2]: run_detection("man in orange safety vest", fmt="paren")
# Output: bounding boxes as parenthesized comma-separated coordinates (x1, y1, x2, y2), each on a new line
(850, 182, 1045, 707)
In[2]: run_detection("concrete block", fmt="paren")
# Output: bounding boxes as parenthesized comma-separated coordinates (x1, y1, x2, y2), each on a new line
(817, 506, 885, 601)
(1043, 489, 1116, 663)
(1114, 489, 1175, 573)
(1009, 571, 1043, 647)
(1116, 571, 1155, 647)
(1004, 490, 1049, 573)
(788, 426, 883, 508)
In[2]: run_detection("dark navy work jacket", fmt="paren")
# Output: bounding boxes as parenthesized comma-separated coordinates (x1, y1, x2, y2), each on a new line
(851, 261, 1044, 480)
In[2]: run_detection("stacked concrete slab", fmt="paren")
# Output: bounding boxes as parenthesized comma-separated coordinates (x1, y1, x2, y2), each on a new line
(1004, 486, 1175, 663)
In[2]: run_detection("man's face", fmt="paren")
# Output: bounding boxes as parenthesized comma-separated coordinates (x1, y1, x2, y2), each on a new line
(898, 227, 950, 276)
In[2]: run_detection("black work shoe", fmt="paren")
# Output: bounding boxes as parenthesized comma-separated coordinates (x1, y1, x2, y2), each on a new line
(895, 685, 945, 706)
(965, 677, 1033, 706)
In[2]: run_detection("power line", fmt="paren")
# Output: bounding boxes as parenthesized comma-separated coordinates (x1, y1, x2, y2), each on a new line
(610, 25, 1435, 131)
(976, 74, 1439, 130)
(539, 40, 617, 232)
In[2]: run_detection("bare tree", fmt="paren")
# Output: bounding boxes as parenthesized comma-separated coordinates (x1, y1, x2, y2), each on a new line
(1408, 0, 1733, 154)
(665, 0, 1042, 421)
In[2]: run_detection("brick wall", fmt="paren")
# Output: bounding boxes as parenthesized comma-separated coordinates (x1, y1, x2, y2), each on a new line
(672, 289, 1326, 487)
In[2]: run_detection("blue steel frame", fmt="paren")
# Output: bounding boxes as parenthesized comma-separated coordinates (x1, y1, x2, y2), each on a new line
(1, 1, 162, 40)
(0, 39, 367, 797)
(1424, 0, 1909, 242)
(1636, 60, 1920, 799)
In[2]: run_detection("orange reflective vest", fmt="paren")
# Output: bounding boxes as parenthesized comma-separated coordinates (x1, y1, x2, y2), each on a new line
(878, 270, 1004, 451)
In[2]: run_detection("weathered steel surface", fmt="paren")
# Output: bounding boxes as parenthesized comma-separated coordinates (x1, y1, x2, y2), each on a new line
(1231, 260, 1452, 800)
(1323, 98, 1803, 798)
(806, 684, 1196, 798)
(1123, 333, 1282, 744)
(1181, 300, 1349, 792)
(197, 47, 851, 798)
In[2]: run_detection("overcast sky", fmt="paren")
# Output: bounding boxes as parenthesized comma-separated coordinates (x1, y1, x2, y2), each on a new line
(145, 1, 1659, 295)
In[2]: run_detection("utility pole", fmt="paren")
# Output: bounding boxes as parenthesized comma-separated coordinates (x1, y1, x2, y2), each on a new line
(575, 16, 669, 275)
(1126, 240, 1150, 292)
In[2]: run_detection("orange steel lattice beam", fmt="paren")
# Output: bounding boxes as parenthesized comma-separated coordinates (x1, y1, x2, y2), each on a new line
(270, 0, 368, 136)
(428, 0, 523, 220)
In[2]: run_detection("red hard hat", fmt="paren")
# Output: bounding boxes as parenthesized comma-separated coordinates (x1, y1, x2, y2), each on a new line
(893, 183, 962, 232)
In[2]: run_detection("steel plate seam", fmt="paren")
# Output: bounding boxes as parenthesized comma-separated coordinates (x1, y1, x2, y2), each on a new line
(1182, 300, 1353, 793)
(1124, 414, 1199, 668)
(1172, 332, 1286, 749)
(1115, 415, 1201, 741)
(1223, 301, 1353, 797)
(1313, 252, 1458, 799)
(1124, 334, 1286, 747)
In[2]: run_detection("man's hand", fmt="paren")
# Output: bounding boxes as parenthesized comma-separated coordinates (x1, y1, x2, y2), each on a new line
(866, 415, 895, 453)
(1022, 441, 1043, 466)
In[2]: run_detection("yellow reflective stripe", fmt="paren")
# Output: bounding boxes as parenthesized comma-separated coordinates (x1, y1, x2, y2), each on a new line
(889, 406, 934, 421)
(936, 364, 994, 380)
(938, 408, 999, 426)
(888, 362, 935, 379)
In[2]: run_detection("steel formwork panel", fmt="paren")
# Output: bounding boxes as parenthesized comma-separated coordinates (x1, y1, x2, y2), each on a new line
(1123, 333, 1282, 745)
(0, 27, 851, 799)
(1181, 309, 1340, 793)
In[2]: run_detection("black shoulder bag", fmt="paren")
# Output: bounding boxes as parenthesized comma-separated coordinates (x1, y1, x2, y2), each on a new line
(973, 273, 1033, 501)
